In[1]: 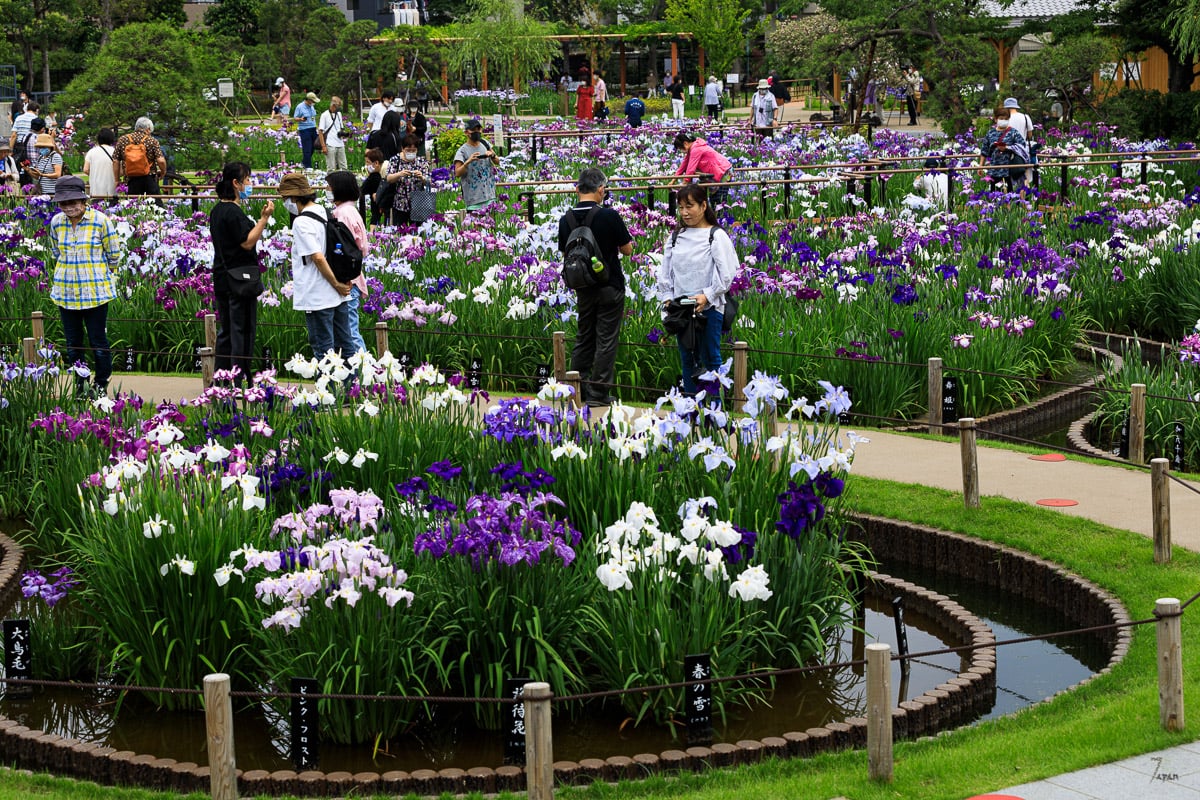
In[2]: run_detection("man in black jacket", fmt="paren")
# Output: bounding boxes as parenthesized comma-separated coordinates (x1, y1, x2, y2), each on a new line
(557, 168, 633, 407)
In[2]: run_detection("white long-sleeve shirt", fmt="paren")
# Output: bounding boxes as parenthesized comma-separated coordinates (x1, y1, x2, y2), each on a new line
(656, 226, 738, 315)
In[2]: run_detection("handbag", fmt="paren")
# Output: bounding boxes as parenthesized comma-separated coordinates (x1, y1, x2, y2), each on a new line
(226, 265, 264, 299)
(410, 184, 435, 223)
(375, 175, 397, 209)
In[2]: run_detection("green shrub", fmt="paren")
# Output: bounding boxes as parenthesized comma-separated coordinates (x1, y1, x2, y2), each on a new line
(435, 127, 467, 166)
(1098, 90, 1166, 140)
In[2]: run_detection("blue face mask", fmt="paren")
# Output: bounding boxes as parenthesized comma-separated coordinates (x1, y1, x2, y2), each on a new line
(37, 147, 50, 156)
(238, 186, 252, 200)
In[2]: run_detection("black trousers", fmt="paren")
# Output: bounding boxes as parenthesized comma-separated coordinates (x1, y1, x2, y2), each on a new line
(906, 94, 918, 123)
(214, 289, 259, 382)
(573, 286, 624, 401)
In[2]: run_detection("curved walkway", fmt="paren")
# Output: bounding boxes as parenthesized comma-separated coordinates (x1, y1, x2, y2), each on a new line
(105, 373, 1198, 800)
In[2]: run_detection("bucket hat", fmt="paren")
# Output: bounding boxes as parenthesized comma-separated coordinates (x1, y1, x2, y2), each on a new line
(53, 176, 88, 203)
(1003, 97, 1020, 109)
(277, 172, 315, 198)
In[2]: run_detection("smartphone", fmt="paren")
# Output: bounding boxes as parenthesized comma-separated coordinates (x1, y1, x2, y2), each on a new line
(679, 298, 697, 306)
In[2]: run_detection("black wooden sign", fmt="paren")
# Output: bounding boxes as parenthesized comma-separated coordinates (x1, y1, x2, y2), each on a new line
(942, 376, 959, 424)
(891, 596, 911, 674)
(503, 677, 530, 765)
(398, 351, 414, 371)
(684, 653, 713, 746)
(263, 347, 275, 372)
(1117, 409, 1130, 459)
(534, 363, 551, 389)
(467, 357, 483, 390)
(123, 347, 135, 373)
(290, 677, 320, 770)
(3, 619, 32, 698)
(1173, 421, 1186, 473)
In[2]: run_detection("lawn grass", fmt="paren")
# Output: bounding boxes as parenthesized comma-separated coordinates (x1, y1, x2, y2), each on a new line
(2, 476, 1197, 799)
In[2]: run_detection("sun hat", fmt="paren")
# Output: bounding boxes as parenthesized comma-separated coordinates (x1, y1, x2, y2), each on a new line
(0, 141, 12, 152)
(275, 77, 285, 86)
(52, 176, 87, 203)
(757, 79, 770, 90)
(305, 92, 319, 103)
(277, 172, 315, 198)
(464, 118, 483, 130)
(708, 75, 717, 82)
(1003, 97, 1020, 109)
(35, 133, 54, 148)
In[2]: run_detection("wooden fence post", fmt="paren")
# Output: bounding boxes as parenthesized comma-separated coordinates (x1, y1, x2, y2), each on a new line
(866, 642, 893, 782)
(30, 310, 44, 345)
(1152, 458, 1172, 564)
(564, 370, 582, 409)
(1156, 598, 1184, 731)
(200, 347, 215, 390)
(552, 331, 566, 381)
(524, 681, 554, 800)
(959, 417, 980, 509)
(1130, 383, 1146, 464)
(733, 341, 748, 413)
(374, 322, 389, 358)
(204, 313, 217, 352)
(21, 337, 35, 365)
(927, 357, 943, 434)
(204, 673, 238, 800)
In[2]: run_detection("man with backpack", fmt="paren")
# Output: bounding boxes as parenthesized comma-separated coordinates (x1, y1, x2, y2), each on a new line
(112, 117, 166, 197)
(278, 172, 355, 361)
(557, 168, 633, 407)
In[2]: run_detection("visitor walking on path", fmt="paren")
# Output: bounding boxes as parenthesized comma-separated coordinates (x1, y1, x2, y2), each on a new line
(980, 108, 1030, 192)
(703, 76, 721, 120)
(655, 183, 737, 399)
(47, 175, 123, 397)
(113, 117, 166, 197)
(1004, 96, 1036, 183)
(279, 172, 354, 360)
(294, 92, 320, 169)
(326, 170, 369, 355)
(453, 118, 498, 211)
(592, 72, 607, 120)
(209, 162, 274, 383)
(557, 167, 633, 407)
(669, 74, 686, 119)
(576, 74, 594, 122)
(751, 79, 779, 138)
(383, 134, 431, 227)
(272, 78, 291, 125)
(366, 90, 395, 132)
(82, 128, 117, 200)
(318, 96, 347, 172)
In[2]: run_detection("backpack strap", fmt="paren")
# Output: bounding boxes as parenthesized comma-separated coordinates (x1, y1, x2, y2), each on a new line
(297, 210, 326, 264)
(566, 204, 600, 232)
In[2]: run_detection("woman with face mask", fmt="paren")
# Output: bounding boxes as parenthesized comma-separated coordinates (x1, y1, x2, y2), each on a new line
(209, 162, 275, 383)
(359, 148, 386, 230)
(980, 107, 1030, 192)
(28, 132, 63, 195)
(452, 118, 498, 211)
(384, 134, 432, 227)
(404, 102, 428, 157)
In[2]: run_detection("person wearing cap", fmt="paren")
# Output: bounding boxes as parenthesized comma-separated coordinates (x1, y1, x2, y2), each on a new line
(1003, 96, 1035, 183)
(47, 175, 123, 397)
(0, 141, 18, 188)
(294, 92, 320, 169)
(113, 117, 166, 197)
(452, 118, 498, 211)
(750, 79, 779, 138)
(27, 132, 62, 195)
(318, 96, 347, 171)
(278, 172, 354, 360)
(557, 167, 633, 407)
(272, 78, 291, 124)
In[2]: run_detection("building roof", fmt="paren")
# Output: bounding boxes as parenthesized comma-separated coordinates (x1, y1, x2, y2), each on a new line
(980, 0, 1095, 20)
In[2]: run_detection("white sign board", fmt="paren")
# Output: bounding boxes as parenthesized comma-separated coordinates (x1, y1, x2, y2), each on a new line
(726, 74, 739, 84)
(217, 79, 235, 99)
(492, 112, 504, 150)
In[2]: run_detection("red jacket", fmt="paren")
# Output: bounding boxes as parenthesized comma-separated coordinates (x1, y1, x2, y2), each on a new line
(675, 139, 732, 181)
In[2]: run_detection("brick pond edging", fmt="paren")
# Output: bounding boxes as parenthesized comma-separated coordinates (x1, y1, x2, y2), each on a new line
(0, 516, 1129, 796)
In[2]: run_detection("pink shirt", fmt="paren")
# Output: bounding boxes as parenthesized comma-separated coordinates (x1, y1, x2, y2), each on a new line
(332, 202, 369, 294)
(675, 139, 731, 182)
(277, 83, 291, 108)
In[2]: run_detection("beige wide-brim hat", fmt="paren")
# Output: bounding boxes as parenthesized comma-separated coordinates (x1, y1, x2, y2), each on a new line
(757, 79, 770, 90)
(277, 172, 315, 197)
(35, 133, 54, 148)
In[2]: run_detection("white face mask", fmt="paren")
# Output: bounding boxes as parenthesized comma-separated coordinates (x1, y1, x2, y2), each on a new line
(997, 119, 1010, 129)
(283, 198, 299, 215)
(366, 163, 378, 173)
(403, 151, 417, 161)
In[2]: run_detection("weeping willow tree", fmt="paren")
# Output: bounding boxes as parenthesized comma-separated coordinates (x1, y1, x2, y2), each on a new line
(447, 0, 561, 91)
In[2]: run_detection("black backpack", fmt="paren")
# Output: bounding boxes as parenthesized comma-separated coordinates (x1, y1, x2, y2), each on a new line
(561, 205, 609, 290)
(299, 210, 363, 282)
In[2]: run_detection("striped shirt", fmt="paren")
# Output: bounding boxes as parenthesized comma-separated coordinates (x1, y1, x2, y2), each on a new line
(32, 150, 62, 195)
(49, 208, 122, 310)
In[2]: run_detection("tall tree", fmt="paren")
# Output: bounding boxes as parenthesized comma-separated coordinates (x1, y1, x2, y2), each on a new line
(447, 0, 560, 90)
(205, 0, 262, 45)
(664, 0, 749, 78)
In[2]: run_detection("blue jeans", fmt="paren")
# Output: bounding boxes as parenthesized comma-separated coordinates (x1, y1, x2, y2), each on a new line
(59, 303, 112, 388)
(298, 127, 317, 168)
(304, 303, 355, 360)
(678, 306, 723, 395)
(346, 285, 367, 355)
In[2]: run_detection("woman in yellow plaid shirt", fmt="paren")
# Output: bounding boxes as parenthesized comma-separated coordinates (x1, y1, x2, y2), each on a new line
(47, 176, 123, 396)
